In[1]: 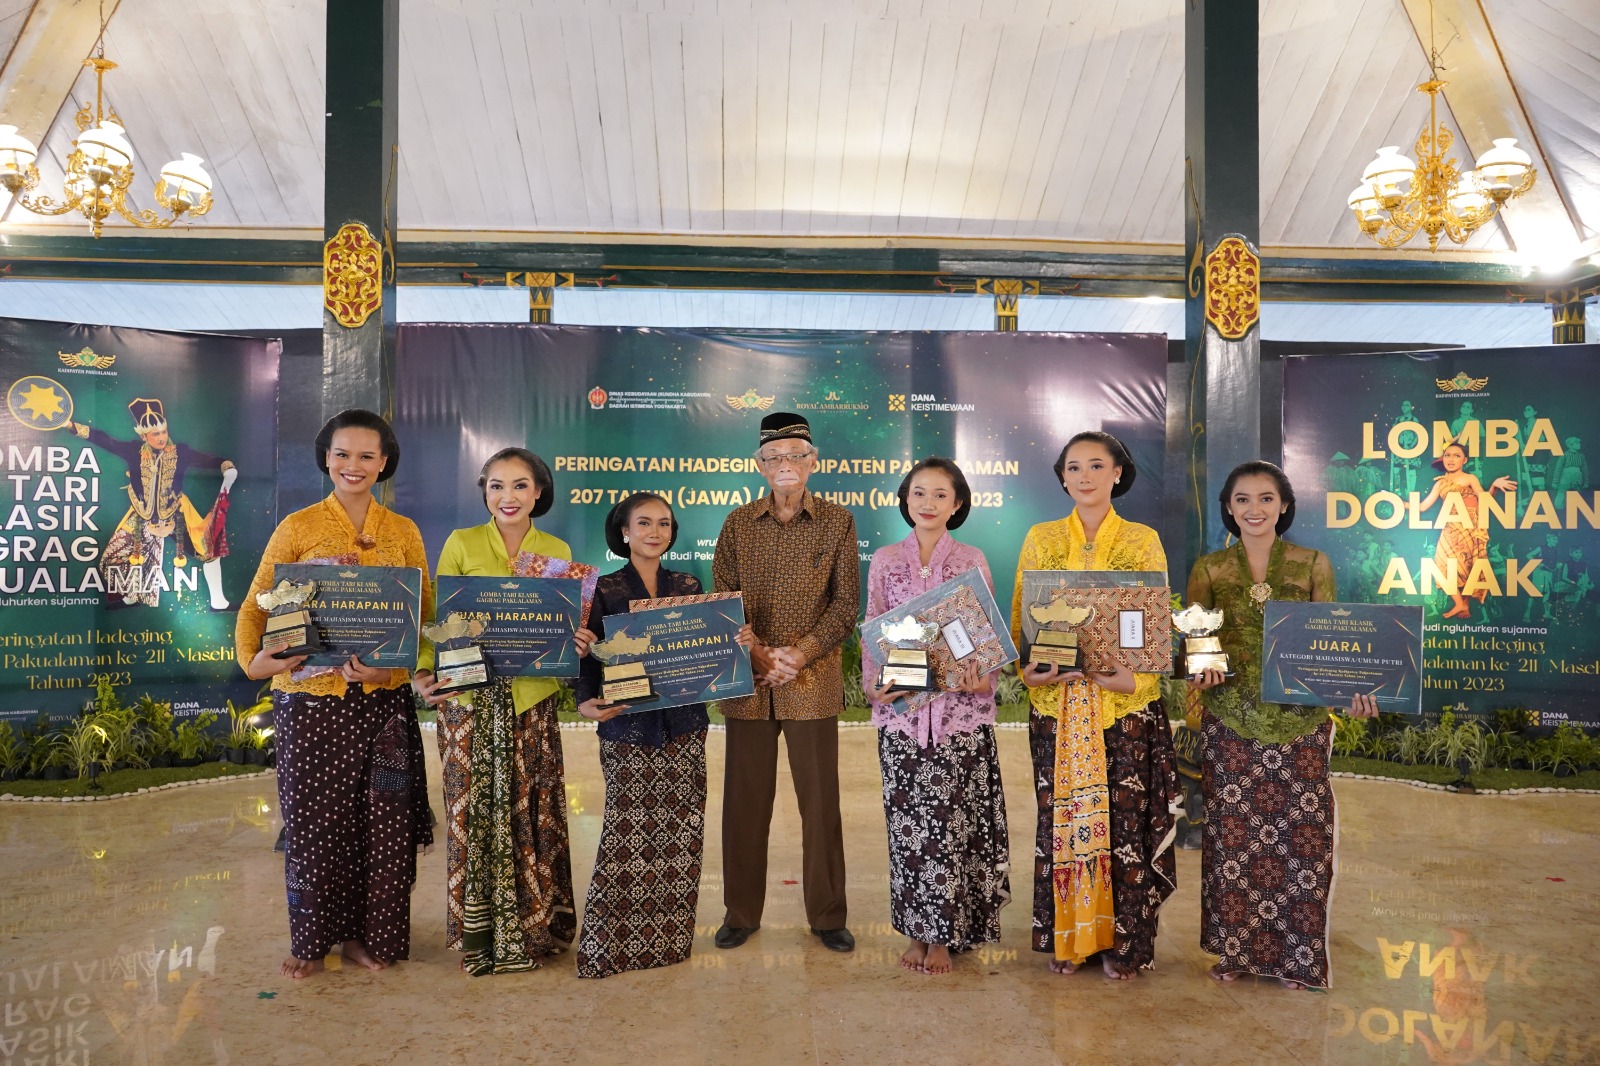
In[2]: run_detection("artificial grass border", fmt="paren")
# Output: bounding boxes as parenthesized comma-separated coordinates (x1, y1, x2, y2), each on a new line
(1330, 755, 1600, 793)
(0, 761, 270, 800)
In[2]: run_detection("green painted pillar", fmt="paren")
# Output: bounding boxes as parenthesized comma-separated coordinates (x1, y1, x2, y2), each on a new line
(1183, 0, 1262, 566)
(321, 0, 399, 422)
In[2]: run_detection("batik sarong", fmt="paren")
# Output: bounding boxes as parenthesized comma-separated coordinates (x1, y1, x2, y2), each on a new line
(437, 685, 575, 976)
(878, 724, 1010, 950)
(1031, 700, 1178, 969)
(1201, 715, 1336, 989)
(276, 685, 431, 962)
(577, 729, 707, 978)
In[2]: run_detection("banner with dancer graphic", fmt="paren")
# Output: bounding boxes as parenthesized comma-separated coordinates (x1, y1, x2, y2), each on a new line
(391, 325, 1169, 621)
(1283, 344, 1600, 726)
(0, 320, 279, 717)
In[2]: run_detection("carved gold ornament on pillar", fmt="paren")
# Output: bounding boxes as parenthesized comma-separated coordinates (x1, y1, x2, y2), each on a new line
(1203, 236, 1260, 340)
(323, 223, 384, 329)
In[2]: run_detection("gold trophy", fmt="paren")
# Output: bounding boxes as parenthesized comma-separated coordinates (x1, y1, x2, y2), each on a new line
(877, 616, 939, 692)
(257, 579, 326, 658)
(592, 629, 658, 705)
(1173, 603, 1230, 678)
(1025, 596, 1093, 670)
(422, 612, 492, 695)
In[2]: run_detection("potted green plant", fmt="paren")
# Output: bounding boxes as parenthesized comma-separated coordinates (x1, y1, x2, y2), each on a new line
(242, 726, 271, 766)
(173, 710, 218, 767)
(101, 708, 144, 771)
(62, 715, 108, 785)
(1331, 714, 1367, 758)
(1492, 731, 1530, 771)
(36, 737, 70, 781)
(0, 722, 25, 782)
(1547, 722, 1589, 778)
(995, 662, 1027, 710)
(1395, 726, 1425, 766)
(1361, 726, 1399, 762)
(223, 700, 255, 764)
(134, 694, 176, 769)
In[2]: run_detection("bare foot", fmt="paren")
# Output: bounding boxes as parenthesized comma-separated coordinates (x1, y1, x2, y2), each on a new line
(340, 940, 388, 972)
(1048, 958, 1080, 975)
(899, 940, 928, 972)
(1280, 978, 1308, 991)
(281, 956, 323, 979)
(1102, 956, 1137, 981)
(922, 945, 952, 975)
(1210, 962, 1239, 982)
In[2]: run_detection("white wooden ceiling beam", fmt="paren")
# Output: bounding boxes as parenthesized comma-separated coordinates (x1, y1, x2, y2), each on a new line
(0, 0, 119, 142)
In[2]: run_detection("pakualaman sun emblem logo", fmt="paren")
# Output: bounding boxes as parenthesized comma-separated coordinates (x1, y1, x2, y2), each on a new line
(6, 375, 74, 430)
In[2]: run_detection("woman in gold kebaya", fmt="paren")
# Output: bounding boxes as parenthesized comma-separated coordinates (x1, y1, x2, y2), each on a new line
(1011, 431, 1179, 980)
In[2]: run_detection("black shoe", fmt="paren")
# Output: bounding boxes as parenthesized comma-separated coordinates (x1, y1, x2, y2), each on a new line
(714, 924, 757, 949)
(811, 927, 855, 953)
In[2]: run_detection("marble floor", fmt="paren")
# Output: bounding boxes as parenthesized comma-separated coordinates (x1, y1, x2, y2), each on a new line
(2, 726, 1597, 1066)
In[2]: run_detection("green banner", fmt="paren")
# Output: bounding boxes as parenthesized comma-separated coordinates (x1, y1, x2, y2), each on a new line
(0, 320, 279, 718)
(1283, 344, 1600, 726)
(393, 326, 1170, 607)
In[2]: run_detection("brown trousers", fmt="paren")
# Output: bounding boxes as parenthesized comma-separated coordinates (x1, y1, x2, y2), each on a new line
(722, 716, 848, 930)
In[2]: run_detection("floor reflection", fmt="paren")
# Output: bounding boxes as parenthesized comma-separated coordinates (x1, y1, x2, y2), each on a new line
(2, 731, 1595, 1065)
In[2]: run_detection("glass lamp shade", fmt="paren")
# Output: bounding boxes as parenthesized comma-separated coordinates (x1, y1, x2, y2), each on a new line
(1472, 136, 1536, 199)
(1448, 173, 1490, 216)
(77, 121, 134, 179)
(0, 124, 39, 173)
(1362, 146, 1415, 195)
(1474, 138, 1532, 193)
(159, 152, 212, 206)
(1347, 183, 1383, 221)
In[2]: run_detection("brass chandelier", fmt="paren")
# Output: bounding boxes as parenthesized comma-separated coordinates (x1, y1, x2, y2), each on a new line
(1347, 10, 1534, 251)
(0, 48, 213, 238)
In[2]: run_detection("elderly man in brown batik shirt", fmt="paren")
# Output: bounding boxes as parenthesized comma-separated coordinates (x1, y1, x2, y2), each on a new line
(711, 412, 861, 953)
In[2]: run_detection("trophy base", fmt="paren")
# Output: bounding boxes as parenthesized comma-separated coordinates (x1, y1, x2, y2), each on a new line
(264, 609, 322, 659)
(1180, 651, 1232, 678)
(602, 679, 659, 704)
(433, 645, 492, 695)
(601, 660, 657, 704)
(1026, 628, 1080, 672)
(878, 665, 933, 692)
(1025, 646, 1080, 671)
(433, 665, 493, 696)
(267, 633, 326, 659)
